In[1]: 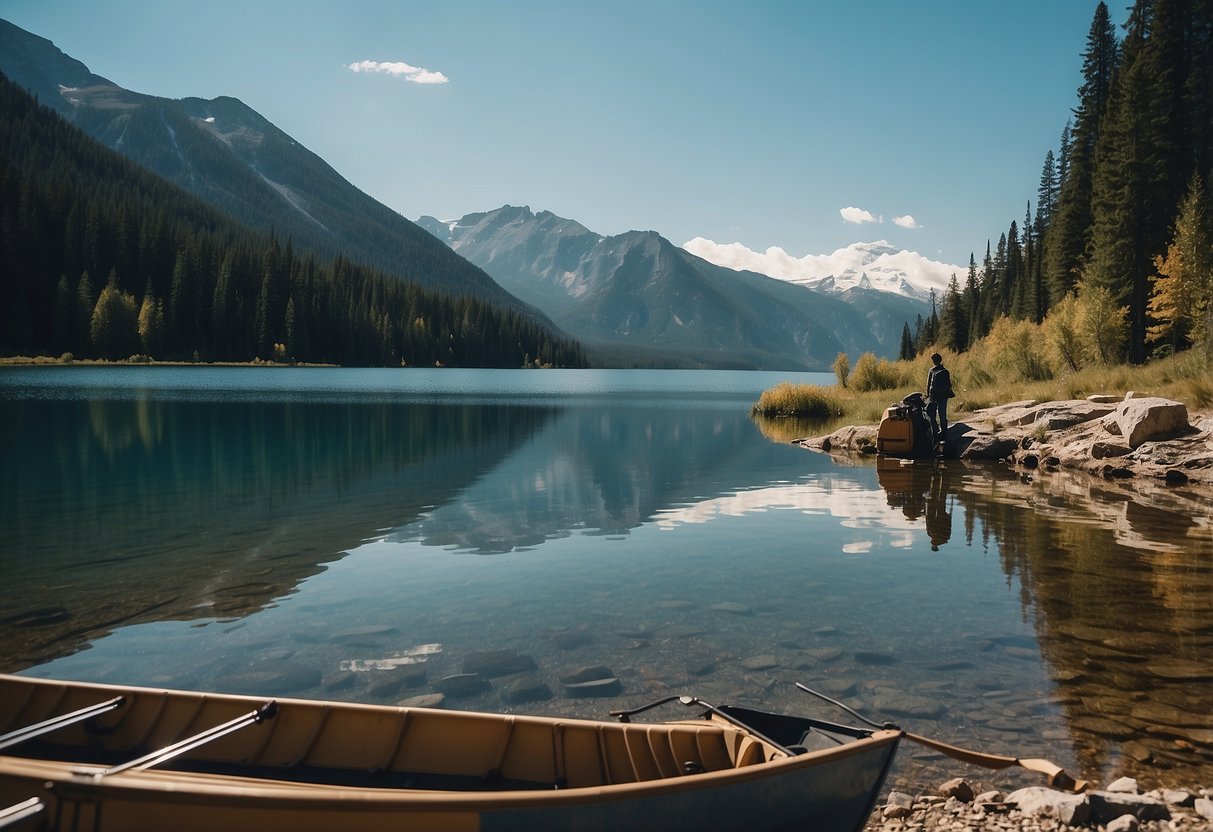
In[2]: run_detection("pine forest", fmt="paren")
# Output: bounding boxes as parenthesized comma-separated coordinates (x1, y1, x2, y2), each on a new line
(925, 0, 1213, 371)
(0, 74, 587, 369)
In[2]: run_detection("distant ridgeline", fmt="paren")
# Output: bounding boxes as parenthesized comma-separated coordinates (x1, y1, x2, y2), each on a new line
(0, 73, 586, 367)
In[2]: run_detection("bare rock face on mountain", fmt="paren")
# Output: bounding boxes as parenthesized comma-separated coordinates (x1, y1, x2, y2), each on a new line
(419, 206, 929, 370)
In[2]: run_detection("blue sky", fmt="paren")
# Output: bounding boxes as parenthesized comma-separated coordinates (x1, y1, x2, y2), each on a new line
(4, 1, 1124, 269)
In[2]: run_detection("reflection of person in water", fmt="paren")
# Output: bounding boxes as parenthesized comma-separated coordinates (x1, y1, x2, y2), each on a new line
(925, 464, 952, 551)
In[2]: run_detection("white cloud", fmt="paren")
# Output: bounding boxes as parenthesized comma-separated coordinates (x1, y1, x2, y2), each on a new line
(840, 206, 880, 225)
(346, 59, 450, 84)
(893, 215, 921, 229)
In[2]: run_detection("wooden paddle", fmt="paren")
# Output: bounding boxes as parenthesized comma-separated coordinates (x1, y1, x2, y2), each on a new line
(795, 683, 1090, 793)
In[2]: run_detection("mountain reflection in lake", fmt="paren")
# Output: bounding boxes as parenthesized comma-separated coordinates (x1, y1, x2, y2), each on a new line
(1, 367, 1210, 790)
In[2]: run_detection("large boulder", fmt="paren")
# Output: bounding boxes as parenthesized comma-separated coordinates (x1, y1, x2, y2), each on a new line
(1110, 398, 1190, 449)
(1007, 787, 1090, 825)
(959, 435, 1020, 460)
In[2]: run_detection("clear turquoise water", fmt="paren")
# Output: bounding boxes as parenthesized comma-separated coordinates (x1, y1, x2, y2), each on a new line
(1, 366, 1210, 789)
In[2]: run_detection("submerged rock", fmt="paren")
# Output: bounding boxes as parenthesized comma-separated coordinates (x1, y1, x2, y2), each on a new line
(501, 676, 553, 705)
(433, 673, 490, 698)
(215, 660, 322, 696)
(559, 665, 623, 698)
(462, 649, 537, 678)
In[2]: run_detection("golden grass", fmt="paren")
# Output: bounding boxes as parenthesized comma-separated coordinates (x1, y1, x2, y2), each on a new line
(753, 349, 1213, 434)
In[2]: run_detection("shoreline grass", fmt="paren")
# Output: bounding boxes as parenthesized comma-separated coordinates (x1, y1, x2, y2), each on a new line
(751, 349, 1213, 439)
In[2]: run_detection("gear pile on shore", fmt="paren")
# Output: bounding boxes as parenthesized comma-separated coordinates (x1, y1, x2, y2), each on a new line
(869, 777, 1213, 831)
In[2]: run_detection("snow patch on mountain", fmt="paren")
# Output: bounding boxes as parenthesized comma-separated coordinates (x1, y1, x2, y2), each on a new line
(682, 237, 963, 301)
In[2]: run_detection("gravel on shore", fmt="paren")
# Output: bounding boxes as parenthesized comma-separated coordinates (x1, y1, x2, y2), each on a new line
(867, 777, 1213, 832)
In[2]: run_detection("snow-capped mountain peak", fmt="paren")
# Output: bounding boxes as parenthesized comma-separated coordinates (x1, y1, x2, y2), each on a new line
(682, 237, 962, 301)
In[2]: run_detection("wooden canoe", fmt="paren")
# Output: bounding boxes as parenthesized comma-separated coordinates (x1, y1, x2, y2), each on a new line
(0, 674, 900, 832)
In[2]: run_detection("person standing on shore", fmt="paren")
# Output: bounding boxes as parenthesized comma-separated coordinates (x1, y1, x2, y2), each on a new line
(925, 353, 953, 441)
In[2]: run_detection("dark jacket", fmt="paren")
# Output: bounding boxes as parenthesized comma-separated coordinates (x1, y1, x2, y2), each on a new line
(927, 364, 953, 401)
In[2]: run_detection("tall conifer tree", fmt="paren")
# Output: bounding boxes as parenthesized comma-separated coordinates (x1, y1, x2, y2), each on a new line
(1045, 2, 1119, 303)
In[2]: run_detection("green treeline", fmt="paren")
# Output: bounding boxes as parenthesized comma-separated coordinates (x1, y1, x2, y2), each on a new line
(920, 0, 1213, 366)
(0, 74, 587, 368)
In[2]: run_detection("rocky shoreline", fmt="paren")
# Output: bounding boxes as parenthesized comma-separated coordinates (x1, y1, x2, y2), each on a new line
(867, 776, 1213, 831)
(800, 394, 1213, 494)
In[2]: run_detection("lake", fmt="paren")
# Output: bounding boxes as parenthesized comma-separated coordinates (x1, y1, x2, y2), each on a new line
(1, 366, 1210, 791)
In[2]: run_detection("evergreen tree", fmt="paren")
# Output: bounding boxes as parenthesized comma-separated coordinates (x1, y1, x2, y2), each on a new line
(1037, 150, 1059, 231)
(75, 271, 96, 356)
(1085, 0, 1187, 363)
(1056, 121, 1073, 189)
(1045, 2, 1119, 303)
(938, 273, 968, 353)
(964, 254, 982, 343)
(0, 73, 587, 368)
(898, 322, 915, 361)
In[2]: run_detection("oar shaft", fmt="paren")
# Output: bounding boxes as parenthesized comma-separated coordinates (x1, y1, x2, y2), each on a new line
(0, 797, 44, 829)
(101, 701, 277, 777)
(0, 696, 125, 751)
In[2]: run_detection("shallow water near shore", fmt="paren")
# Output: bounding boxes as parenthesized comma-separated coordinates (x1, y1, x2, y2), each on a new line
(1, 366, 1210, 791)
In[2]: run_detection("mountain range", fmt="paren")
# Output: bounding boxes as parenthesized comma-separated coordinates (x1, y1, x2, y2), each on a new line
(419, 207, 928, 369)
(3, 17, 927, 370)
(0, 18, 539, 322)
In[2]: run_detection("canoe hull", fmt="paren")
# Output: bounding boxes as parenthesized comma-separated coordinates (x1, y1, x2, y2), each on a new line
(2, 738, 898, 832)
(0, 674, 900, 832)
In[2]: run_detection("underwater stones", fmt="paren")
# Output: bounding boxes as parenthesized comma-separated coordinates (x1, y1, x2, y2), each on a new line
(398, 693, 445, 708)
(1129, 700, 1209, 727)
(868, 693, 946, 720)
(709, 602, 752, 615)
(739, 655, 779, 671)
(1144, 658, 1213, 681)
(215, 660, 321, 696)
(320, 670, 358, 691)
(462, 649, 537, 678)
(983, 718, 1033, 733)
(853, 651, 898, 666)
(803, 647, 843, 662)
(559, 666, 623, 698)
(563, 678, 623, 698)
(329, 625, 402, 647)
(808, 678, 857, 698)
(1071, 714, 1138, 739)
(926, 661, 975, 672)
(501, 676, 553, 705)
(551, 632, 593, 650)
(686, 659, 715, 677)
(433, 673, 490, 698)
(367, 665, 427, 697)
